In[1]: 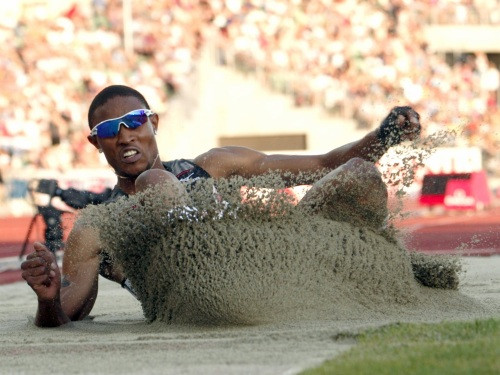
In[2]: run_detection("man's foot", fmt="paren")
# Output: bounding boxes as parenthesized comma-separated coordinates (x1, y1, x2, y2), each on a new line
(299, 158, 388, 229)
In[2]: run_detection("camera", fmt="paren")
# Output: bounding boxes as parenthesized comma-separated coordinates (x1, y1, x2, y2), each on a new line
(22, 179, 66, 253)
(27, 179, 62, 208)
(21, 178, 113, 256)
(33, 179, 59, 198)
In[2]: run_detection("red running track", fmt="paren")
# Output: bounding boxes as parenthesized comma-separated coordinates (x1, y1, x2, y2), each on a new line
(1, 206, 499, 285)
(395, 206, 500, 256)
(0, 214, 74, 285)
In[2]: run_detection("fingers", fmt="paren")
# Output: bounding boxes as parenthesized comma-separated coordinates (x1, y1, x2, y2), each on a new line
(390, 106, 419, 117)
(23, 273, 53, 288)
(396, 114, 419, 133)
(28, 242, 55, 259)
(26, 252, 39, 260)
(21, 262, 56, 276)
(397, 108, 421, 140)
(25, 242, 52, 259)
(22, 265, 56, 284)
(22, 260, 57, 288)
(393, 106, 420, 125)
(22, 250, 55, 269)
(21, 242, 58, 284)
(33, 241, 50, 252)
(21, 259, 56, 277)
(21, 257, 47, 269)
(378, 106, 421, 146)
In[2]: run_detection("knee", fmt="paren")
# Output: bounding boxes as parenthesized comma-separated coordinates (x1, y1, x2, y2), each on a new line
(344, 157, 373, 170)
(344, 157, 381, 177)
(135, 169, 178, 192)
(345, 157, 365, 166)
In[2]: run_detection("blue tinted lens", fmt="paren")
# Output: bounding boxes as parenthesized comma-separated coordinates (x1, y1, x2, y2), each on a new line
(96, 119, 120, 138)
(94, 110, 149, 138)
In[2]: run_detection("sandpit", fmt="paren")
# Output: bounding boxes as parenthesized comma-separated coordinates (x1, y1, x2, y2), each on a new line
(1, 174, 498, 374)
(76, 175, 468, 325)
(1, 256, 498, 374)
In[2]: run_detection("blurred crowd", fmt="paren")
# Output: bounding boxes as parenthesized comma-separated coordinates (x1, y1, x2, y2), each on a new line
(0, 0, 499, 204)
(0, 0, 209, 179)
(213, 0, 499, 153)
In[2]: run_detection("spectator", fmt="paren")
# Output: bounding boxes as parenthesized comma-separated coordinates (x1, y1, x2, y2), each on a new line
(0, 0, 498, 195)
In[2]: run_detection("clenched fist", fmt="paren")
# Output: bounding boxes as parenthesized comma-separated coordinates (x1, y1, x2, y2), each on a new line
(376, 106, 421, 147)
(21, 242, 61, 302)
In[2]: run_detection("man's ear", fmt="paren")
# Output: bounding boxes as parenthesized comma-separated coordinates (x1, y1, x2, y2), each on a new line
(150, 113, 159, 134)
(87, 135, 100, 150)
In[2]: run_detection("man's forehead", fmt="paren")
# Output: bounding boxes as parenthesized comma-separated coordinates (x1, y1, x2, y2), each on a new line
(91, 96, 144, 126)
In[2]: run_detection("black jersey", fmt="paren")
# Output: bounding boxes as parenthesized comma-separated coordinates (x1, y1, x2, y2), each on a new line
(107, 159, 211, 201)
(164, 159, 211, 182)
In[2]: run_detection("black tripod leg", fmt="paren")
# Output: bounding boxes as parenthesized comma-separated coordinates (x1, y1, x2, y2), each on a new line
(19, 213, 40, 259)
(38, 206, 63, 253)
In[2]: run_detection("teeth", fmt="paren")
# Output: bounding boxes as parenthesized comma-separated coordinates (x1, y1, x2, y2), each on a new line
(124, 150, 138, 158)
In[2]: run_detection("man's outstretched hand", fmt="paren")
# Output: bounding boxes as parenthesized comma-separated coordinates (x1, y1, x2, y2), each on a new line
(377, 106, 421, 147)
(21, 242, 61, 302)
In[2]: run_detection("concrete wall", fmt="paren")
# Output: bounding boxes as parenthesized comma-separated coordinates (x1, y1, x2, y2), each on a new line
(156, 48, 366, 161)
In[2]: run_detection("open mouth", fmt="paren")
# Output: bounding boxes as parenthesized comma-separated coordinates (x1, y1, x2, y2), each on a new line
(124, 150, 138, 158)
(122, 149, 141, 163)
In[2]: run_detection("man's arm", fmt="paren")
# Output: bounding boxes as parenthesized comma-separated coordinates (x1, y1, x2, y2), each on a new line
(21, 242, 70, 327)
(21, 223, 102, 327)
(195, 106, 421, 180)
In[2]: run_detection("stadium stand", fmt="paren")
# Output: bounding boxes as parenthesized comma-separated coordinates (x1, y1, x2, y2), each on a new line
(0, 0, 499, 216)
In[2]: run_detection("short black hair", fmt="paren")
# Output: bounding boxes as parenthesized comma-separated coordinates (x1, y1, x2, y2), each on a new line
(87, 85, 151, 128)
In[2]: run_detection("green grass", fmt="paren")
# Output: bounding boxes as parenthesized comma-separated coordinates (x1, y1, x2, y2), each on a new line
(301, 318, 500, 375)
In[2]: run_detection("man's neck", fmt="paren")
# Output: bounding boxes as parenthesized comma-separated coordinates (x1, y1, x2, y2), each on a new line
(115, 156, 165, 195)
(117, 177, 137, 196)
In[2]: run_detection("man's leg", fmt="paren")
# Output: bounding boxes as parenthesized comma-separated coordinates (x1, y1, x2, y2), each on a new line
(298, 157, 388, 230)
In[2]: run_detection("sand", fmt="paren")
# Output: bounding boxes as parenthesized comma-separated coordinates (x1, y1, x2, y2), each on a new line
(1, 172, 499, 374)
(77, 173, 466, 325)
(0, 257, 498, 374)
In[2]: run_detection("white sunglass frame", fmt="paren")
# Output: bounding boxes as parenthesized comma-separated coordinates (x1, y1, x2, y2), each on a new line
(90, 109, 155, 137)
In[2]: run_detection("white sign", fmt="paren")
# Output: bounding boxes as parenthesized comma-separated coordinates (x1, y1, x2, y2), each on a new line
(424, 147, 482, 175)
(444, 189, 475, 207)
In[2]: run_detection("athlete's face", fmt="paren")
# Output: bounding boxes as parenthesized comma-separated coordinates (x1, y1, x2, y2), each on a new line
(88, 96, 160, 179)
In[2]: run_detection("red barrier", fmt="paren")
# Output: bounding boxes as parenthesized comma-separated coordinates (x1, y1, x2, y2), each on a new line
(419, 170, 491, 210)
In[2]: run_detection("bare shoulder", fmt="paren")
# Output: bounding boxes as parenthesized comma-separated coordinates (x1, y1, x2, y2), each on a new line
(194, 146, 265, 178)
(65, 220, 102, 262)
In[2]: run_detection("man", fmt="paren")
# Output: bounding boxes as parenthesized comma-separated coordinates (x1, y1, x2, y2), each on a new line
(21, 85, 421, 327)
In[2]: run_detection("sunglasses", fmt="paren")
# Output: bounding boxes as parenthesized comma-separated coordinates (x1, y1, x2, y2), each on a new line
(90, 109, 155, 138)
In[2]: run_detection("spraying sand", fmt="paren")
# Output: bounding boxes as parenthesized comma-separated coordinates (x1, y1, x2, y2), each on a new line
(1, 168, 498, 374)
(73, 172, 477, 326)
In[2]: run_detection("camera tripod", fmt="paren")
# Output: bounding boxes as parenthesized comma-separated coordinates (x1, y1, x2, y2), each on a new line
(18, 179, 67, 259)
